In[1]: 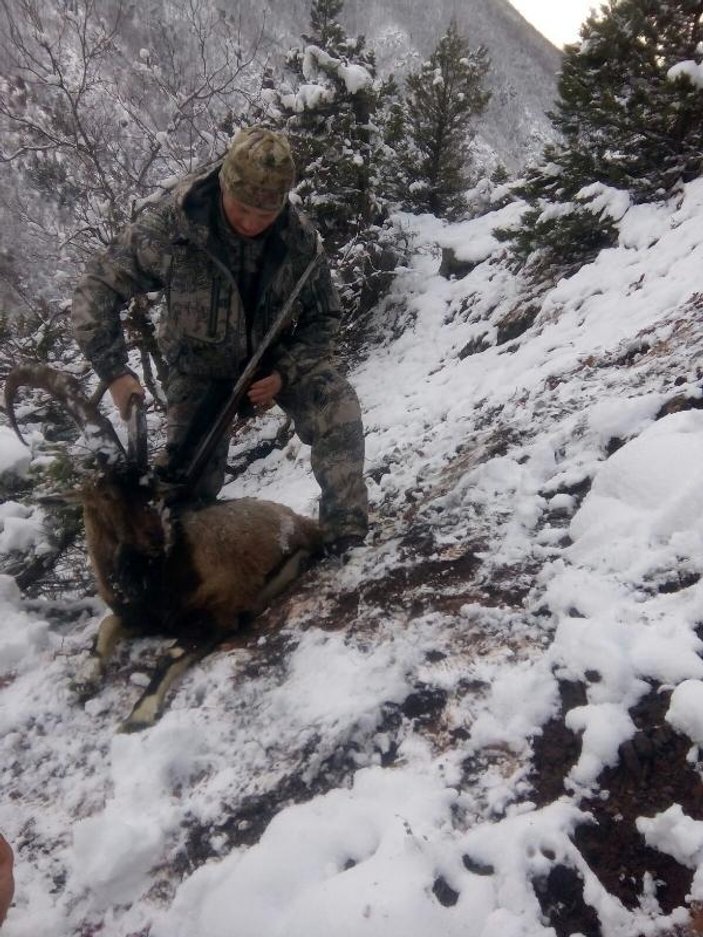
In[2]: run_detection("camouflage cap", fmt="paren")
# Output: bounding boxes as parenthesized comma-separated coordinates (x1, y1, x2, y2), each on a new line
(220, 127, 296, 212)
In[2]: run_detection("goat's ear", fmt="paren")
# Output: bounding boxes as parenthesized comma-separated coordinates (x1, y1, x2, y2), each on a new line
(36, 490, 84, 506)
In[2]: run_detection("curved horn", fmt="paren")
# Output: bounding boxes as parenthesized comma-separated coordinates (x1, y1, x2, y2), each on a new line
(4, 363, 126, 462)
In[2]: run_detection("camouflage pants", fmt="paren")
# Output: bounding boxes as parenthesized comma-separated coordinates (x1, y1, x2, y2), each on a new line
(164, 363, 368, 542)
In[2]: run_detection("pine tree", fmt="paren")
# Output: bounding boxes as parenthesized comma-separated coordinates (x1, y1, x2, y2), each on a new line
(270, 0, 404, 326)
(305, 0, 346, 48)
(501, 0, 703, 272)
(275, 0, 379, 251)
(403, 19, 491, 219)
(553, 0, 703, 199)
(374, 74, 411, 209)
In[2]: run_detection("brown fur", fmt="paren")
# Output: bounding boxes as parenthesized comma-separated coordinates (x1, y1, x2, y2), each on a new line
(76, 481, 322, 730)
(182, 498, 321, 626)
(4, 363, 322, 730)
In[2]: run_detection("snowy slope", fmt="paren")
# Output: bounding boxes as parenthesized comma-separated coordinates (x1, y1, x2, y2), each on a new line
(3, 180, 703, 935)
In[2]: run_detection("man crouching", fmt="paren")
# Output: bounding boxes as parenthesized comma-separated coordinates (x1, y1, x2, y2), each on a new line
(71, 126, 368, 556)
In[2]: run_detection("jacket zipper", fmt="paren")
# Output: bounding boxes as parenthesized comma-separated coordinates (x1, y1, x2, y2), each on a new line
(178, 237, 287, 350)
(208, 279, 221, 339)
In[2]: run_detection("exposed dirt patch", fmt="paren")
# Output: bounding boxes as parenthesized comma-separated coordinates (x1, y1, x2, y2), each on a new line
(359, 549, 482, 614)
(531, 682, 703, 932)
(273, 535, 489, 631)
(439, 246, 477, 281)
(615, 340, 651, 367)
(298, 542, 532, 630)
(479, 563, 537, 609)
(458, 332, 491, 359)
(656, 393, 703, 421)
(398, 683, 448, 729)
(495, 303, 540, 346)
(543, 475, 593, 508)
(654, 570, 701, 595)
(575, 687, 701, 915)
(531, 681, 587, 806)
(605, 435, 626, 456)
(174, 681, 449, 877)
(432, 874, 460, 907)
(533, 865, 601, 937)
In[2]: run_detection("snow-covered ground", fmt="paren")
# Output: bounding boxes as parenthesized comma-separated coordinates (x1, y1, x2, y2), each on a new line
(3, 179, 703, 935)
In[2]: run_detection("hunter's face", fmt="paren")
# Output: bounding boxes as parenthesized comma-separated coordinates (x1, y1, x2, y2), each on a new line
(221, 192, 280, 238)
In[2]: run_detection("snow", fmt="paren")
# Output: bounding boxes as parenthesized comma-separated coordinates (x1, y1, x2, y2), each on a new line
(469, 660, 559, 754)
(0, 427, 30, 479)
(301, 45, 373, 96)
(576, 182, 631, 221)
(536, 183, 631, 227)
(413, 201, 524, 266)
(279, 83, 334, 113)
(667, 680, 703, 747)
(637, 805, 703, 870)
(156, 764, 465, 937)
(4, 174, 703, 935)
(669, 60, 703, 89)
(564, 703, 636, 787)
(0, 501, 47, 556)
(0, 574, 52, 675)
(569, 411, 703, 558)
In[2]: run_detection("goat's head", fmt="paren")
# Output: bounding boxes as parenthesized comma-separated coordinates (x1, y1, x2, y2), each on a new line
(5, 364, 323, 732)
(5, 362, 163, 533)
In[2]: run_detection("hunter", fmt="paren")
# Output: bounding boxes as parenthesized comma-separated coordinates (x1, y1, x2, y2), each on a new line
(71, 126, 368, 555)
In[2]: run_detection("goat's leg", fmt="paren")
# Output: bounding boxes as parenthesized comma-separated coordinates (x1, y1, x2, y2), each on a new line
(119, 549, 316, 732)
(72, 613, 134, 701)
(252, 547, 317, 613)
(119, 636, 222, 733)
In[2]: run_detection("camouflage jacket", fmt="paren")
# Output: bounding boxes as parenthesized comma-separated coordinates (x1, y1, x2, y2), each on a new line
(71, 164, 342, 386)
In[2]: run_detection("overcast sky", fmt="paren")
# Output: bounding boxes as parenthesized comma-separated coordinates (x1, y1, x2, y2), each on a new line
(509, 0, 597, 47)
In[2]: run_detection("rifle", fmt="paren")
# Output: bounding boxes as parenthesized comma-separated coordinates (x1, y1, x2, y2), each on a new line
(164, 241, 324, 495)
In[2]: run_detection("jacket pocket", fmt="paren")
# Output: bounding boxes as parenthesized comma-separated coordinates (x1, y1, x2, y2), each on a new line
(161, 284, 247, 379)
(166, 248, 230, 345)
(179, 283, 230, 345)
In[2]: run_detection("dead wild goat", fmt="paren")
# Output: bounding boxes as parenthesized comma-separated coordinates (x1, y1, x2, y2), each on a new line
(5, 363, 322, 731)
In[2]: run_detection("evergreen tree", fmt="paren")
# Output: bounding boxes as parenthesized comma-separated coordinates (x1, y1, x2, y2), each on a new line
(374, 74, 411, 209)
(275, 0, 379, 251)
(403, 19, 490, 219)
(271, 0, 403, 327)
(552, 0, 703, 200)
(501, 0, 703, 272)
(305, 0, 346, 48)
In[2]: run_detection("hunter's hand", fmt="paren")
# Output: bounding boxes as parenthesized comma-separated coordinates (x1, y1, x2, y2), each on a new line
(108, 373, 145, 420)
(248, 371, 283, 408)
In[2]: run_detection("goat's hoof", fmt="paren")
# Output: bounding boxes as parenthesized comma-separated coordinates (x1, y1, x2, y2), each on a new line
(72, 683, 98, 705)
(119, 692, 161, 733)
(71, 659, 103, 702)
(117, 716, 153, 734)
